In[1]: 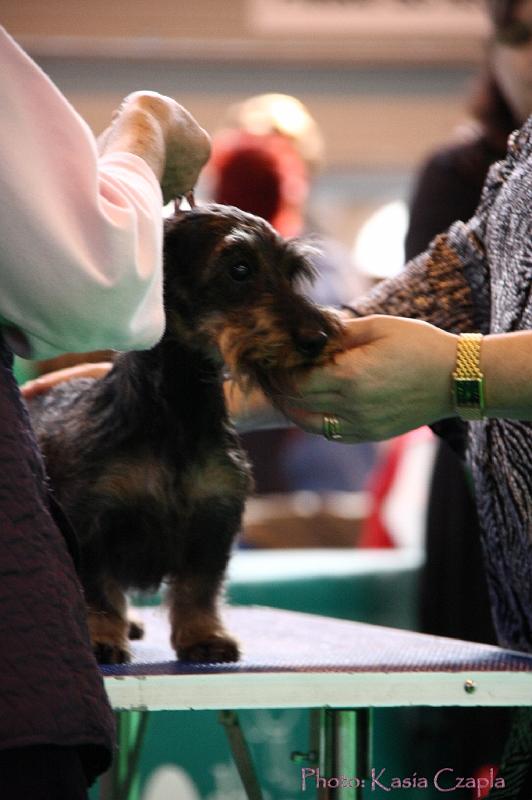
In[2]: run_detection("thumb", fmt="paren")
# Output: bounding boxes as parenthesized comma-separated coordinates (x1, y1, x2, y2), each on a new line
(342, 315, 377, 348)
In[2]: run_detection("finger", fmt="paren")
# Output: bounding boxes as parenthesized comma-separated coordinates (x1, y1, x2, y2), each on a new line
(284, 407, 329, 436)
(283, 392, 344, 414)
(20, 377, 50, 399)
(284, 407, 360, 443)
(341, 315, 379, 347)
(293, 365, 351, 397)
(21, 374, 69, 399)
(20, 362, 112, 398)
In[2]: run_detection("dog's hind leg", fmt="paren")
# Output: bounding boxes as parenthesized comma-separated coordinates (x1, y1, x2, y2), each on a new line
(84, 576, 131, 664)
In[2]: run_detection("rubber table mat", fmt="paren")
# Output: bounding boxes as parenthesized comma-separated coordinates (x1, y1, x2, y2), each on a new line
(101, 605, 532, 677)
(102, 607, 532, 710)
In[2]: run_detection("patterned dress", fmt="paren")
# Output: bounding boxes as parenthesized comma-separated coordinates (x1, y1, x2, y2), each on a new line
(350, 116, 532, 797)
(351, 119, 532, 654)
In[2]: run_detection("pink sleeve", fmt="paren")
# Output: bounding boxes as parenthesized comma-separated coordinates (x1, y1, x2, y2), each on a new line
(0, 27, 165, 360)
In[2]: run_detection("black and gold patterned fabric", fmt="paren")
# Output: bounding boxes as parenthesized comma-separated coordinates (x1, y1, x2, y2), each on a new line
(349, 116, 532, 798)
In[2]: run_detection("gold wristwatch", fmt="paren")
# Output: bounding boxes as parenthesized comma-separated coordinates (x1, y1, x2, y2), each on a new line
(452, 333, 485, 421)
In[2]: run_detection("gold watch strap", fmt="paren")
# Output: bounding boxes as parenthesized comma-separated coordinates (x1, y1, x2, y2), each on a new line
(452, 333, 485, 421)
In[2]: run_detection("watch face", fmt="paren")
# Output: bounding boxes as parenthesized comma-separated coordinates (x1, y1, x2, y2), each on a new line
(455, 378, 484, 407)
(454, 378, 485, 421)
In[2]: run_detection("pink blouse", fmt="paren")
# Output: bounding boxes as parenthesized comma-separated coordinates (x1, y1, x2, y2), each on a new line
(0, 27, 165, 360)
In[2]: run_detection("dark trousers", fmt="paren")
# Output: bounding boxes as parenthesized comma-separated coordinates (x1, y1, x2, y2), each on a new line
(0, 746, 88, 800)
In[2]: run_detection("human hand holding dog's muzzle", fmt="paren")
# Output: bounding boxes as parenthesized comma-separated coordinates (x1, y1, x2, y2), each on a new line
(283, 315, 459, 443)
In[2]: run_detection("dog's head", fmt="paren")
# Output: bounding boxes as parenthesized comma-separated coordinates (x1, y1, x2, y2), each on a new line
(162, 203, 346, 400)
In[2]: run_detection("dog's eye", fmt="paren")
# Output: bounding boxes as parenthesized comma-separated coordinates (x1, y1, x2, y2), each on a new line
(228, 263, 252, 282)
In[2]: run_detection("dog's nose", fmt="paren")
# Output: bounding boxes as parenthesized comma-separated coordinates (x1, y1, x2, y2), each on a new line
(295, 329, 329, 358)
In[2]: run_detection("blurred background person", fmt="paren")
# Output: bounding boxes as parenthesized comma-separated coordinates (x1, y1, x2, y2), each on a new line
(203, 93, 377, 547)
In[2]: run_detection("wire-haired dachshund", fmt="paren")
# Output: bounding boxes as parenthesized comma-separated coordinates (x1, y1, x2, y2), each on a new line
(27, 204, 345, 664)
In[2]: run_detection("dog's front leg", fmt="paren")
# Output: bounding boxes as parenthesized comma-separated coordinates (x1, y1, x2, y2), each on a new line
(167, 572, 240, 663)
(167, 495, 242, 663)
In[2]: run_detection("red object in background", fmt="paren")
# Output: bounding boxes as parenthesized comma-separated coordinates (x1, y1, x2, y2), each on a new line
(208, 130, 309, 237)
(473, 765, 500, 799)
(357, 436, 406, 549)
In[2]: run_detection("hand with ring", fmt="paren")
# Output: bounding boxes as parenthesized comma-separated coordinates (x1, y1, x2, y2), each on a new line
(283, 315, 458, 443)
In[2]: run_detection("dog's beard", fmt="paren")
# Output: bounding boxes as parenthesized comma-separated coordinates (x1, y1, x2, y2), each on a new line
(210, 309, 346, 404)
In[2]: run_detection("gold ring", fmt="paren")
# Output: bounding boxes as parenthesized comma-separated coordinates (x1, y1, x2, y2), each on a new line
(323, 414, 342, 441)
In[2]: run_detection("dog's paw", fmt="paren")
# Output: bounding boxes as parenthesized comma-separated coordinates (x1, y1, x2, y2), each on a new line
(93, 641, 131, 664)
(128, 618, 145, 641)
(177, 634, 240, 663)
(88, 608, 131, 664)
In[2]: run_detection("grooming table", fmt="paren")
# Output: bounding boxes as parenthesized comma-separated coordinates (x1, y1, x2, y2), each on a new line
(101, 606, 532, 800)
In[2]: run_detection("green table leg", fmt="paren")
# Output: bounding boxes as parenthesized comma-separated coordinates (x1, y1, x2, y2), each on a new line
(100, 710, 149, 800)
(315, 708, 372, 798)
(218, 710, 264, 800)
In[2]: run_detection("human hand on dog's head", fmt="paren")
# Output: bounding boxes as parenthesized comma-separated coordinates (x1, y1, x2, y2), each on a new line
(98, 92, 211, 203)
(20, 362, 112, 400)
(282, 315, 458, 443)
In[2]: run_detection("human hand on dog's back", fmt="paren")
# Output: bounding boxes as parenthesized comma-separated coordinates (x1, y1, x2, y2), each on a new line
(20, 362, 113, 400)
(99, 91, 211, 203)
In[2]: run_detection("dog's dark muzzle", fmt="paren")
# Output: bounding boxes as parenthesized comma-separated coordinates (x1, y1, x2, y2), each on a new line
(294, 328, 329, 359)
